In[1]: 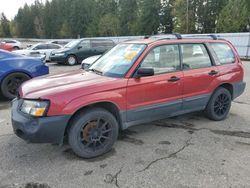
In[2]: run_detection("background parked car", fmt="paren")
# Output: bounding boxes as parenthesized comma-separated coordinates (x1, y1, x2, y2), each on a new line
(49, 40, 71, 46)
(81, 55, 101, 70)
(1, 39, 22, 50)
(0, 50, 49, 99)
(0, 42, 14, 51)
(14, 43, 62, 62)
(50, 38, 115, 65)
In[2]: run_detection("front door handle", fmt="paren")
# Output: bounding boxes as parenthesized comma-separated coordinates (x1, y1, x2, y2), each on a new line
(168, 76, 180, 82)
(208, 70, 219, 75)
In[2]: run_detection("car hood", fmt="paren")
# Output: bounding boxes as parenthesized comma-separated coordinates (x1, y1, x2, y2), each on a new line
(52, 48, 70, 54)
(81, 55, 101, 65)
(19, 69, 126, 100)
(14, 49, 31, 55)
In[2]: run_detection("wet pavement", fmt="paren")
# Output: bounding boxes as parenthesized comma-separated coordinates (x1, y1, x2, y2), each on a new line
(0, 62, 250, 188)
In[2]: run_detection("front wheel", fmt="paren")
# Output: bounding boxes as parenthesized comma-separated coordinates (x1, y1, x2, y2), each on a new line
(205, 87, 232, 121)
(68, 108, 119, 158)
(0, 73, 30, 100)
(66, 55, 77, 66)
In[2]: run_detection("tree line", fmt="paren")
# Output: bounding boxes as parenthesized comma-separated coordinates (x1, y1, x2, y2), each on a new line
(0, 0, 250, 39)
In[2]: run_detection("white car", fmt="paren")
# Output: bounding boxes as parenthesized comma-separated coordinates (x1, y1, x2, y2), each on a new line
(14, 43, 62, 61)
(81, 55, 101, 69)
(1, 39, 21, 50)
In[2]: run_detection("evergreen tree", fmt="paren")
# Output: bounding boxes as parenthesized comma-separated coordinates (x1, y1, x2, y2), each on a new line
(138, 0, 161, 35)
(119, 0, 138, 36)
(173, 0, 197, 34)
(160, 0, 174, 34)
(0, 13, 11, 37)
(217, 0, 249, 32)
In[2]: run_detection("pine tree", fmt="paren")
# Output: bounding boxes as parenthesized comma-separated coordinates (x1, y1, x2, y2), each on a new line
(217, 0, 249, 32)
(138, 0, 161, 35)
(0, 13, 11, 37)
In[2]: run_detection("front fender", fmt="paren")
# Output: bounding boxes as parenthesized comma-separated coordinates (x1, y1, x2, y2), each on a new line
(61, 90, 127, 115)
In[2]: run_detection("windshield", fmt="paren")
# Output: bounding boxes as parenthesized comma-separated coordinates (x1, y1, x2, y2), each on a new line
(28, 44, 39, 50)
(89, 43, 146, 78)
(64, 40, 80, 48)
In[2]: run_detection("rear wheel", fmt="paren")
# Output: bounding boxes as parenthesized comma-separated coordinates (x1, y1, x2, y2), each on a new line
(205, 87, 232, 121)
(13, 46, 20, 50)
(68, 108, 119, 158)
(0, 73, 30, 100)
(66, 55, 77, 66)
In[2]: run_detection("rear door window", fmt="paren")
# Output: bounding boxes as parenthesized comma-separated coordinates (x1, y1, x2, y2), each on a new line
(34, 44, 48, 50)
(180, 44, 212, 70)
(210, 43, 235, 65)
(80, 40, 91, 49)
(48, 44, 61, 49)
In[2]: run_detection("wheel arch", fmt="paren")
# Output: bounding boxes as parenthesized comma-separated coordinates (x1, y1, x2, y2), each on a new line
(64, 101, 123, 138)
(217, 83, 233, 98)
(0, 70, 32, 85)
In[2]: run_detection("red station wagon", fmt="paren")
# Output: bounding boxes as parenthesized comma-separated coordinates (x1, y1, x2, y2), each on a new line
(11, 34, 246, 158)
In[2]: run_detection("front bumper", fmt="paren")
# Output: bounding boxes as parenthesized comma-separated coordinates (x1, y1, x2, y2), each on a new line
(11, 99, 71, 144)
(50, 54, 67, 63)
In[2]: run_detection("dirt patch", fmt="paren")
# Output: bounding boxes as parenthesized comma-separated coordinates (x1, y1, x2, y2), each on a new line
(84, 170, 93, 176)
(211, 130, 250, 139)
(100, 164, 108, 169)
(24, 182, 50, 188)
(235, 141, 250, 146)
(155, 148, 169, 155)
(158, 141, 171, 145)
(119, 130, 143, 145)
(155, 121, 196, 130)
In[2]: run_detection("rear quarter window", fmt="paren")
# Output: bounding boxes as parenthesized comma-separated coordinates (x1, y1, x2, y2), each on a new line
(210, 43, 235, 65)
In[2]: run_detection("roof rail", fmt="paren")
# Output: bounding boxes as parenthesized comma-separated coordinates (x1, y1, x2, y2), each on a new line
(182, 34, 218, 40)
(147, 34, 219, 42)
(149, 33, 182, 41)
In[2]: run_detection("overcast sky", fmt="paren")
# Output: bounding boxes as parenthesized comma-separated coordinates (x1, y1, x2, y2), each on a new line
(0, 0, 47, 20)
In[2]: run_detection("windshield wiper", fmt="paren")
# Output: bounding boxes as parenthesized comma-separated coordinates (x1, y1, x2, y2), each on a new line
(89, 68, 103, 75)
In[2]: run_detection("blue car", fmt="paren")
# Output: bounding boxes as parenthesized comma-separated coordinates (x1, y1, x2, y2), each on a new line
(0, 50, 49, 99)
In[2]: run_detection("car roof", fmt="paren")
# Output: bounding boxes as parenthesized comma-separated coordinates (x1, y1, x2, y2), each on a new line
(123, 38, 227, 45)
(123, 34, 229, 45)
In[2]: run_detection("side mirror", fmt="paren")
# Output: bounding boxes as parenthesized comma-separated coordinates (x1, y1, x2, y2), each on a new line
(81, 63, 90, 70)
(77, 46, 83, 50)
(136, 68, 154, 78)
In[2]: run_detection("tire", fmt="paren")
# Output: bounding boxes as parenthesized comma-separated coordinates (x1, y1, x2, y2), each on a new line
(0, 73, 30, 100)
(66, 55, 77, 66)
(13, 46, 20, 50)
(68, 108, 119, 158)
(205, 87, 232, 121)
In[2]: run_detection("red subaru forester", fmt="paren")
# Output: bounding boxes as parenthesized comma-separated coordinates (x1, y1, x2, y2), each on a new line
(11, 35, 246, 158)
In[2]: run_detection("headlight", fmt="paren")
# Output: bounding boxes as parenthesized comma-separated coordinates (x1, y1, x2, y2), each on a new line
(54, 53, 65, 56)
(20, 100, 49, 117)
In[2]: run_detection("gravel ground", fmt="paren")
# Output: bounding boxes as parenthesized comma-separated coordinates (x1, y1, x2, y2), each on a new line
(0, 61, 250, 188)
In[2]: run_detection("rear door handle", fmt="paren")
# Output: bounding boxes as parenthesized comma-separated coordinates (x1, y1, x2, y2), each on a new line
(168, 76, 180, 82)
(208, 70, 219, 75)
